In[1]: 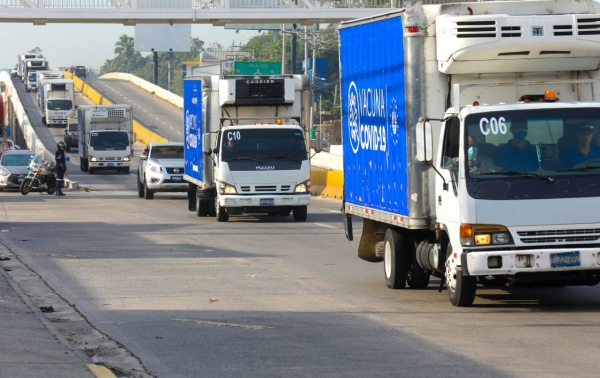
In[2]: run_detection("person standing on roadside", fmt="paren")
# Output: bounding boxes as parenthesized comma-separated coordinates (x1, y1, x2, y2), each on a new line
(55, 142, 67, 196)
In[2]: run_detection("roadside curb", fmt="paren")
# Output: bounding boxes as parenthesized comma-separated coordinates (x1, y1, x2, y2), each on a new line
(87, 364, 118, 378)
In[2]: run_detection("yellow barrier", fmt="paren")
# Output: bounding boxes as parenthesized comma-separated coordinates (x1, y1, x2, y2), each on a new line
(66, 72, 167, 145)
(311, 171, 343, 199)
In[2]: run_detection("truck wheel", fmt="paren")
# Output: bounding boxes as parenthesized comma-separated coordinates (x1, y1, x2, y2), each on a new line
(215, 199, 228, 222)
(144, 181, 154, 199)
(137, 175, 144, 198)
(42, 116, 46, 125)
(187, 184, 196, 211)
(293, 205, 307, 221)
(82, 158, 88, 172)
(446, 245, 476, 307)
(208, 199, 216, 217)
(406, 237, 431, 289)
(196, 197, 208, 217)
(384, 229, 408, 289)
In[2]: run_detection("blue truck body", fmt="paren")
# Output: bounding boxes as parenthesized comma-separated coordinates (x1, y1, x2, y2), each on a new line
(183, 79, 204, 184)
(340, 15, 409, 217)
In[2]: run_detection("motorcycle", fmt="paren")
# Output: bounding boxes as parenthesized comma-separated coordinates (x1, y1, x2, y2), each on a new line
(20, 159, 57, 195)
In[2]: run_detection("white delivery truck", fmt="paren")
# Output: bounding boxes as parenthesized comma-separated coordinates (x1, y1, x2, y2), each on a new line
(40, 79, 74, 126)
(183, 75, 316, 222)
(340, 0, 600, 307)
(77, 105, 135, 174)
(37, 71, 64, 109)
(22, 58, 48, 85)
(18, 53, 42, 80)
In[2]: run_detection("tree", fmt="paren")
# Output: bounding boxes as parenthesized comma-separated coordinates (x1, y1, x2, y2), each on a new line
(114, 35, 136, 58)
(28, 46, 44, 57)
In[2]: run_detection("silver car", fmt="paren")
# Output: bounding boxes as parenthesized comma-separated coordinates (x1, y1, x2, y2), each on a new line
(0, 150, 40, 190)
(137, 142, 187, 199)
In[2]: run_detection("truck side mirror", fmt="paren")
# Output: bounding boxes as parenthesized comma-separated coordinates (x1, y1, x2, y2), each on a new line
(140, 155, 147, 161)
(203, 133, 212, 155)
(415, 119, 433, 164)
(212, 147, 219, 155)
(315, 129, 323, 153)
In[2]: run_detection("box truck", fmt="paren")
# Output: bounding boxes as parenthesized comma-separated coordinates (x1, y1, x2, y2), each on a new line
(183, 75, 316, 222)
(40, 79, 74, 126)
(77, 105, 135, 174)
(340, 0, 600, 306)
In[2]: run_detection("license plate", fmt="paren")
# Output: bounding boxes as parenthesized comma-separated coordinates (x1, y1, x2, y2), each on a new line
(172, 176, 182, 182)
(550, 251, 581, 268)
(108, 163, 114, 167)
(260, 198, 275, 206)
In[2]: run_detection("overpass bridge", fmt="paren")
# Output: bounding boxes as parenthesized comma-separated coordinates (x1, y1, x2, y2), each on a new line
(0, 0, 403, 24)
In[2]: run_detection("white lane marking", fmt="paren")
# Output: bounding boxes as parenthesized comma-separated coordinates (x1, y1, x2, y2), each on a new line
(313, 223, 337, 229)
(169, 127, 173, 129)
(143, 110, 147, 112)
(320, 208, 340, 213)
(162, 122, 167, 125)
(177, 132, 181, 135)
(155, 117, 159, 120)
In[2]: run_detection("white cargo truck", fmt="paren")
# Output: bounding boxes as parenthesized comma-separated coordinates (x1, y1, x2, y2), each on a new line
(40, 79, 74, 126)
(77, 105, 135, 174)
(22, 58, 48, 84)
(183, 75, 316, 222)
(18, 53, 42, 80)
(340, 0, 600, 306)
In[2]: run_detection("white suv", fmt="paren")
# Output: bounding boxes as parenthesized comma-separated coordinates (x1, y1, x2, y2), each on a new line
(137, 142, 188, 199)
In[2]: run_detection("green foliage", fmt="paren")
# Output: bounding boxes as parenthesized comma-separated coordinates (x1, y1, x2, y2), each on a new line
(0, 81, 5, 93)
(28, 46, 43, 55)
(100, 35, 206, 96)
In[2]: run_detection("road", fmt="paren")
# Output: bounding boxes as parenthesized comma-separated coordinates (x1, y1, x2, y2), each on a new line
(88, 78, 184, 143)
(3, 77, 600, 377)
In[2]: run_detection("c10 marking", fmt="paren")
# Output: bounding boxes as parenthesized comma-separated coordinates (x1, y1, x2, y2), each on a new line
(479, 117, 507, 136)
(227, 131, 241, 141)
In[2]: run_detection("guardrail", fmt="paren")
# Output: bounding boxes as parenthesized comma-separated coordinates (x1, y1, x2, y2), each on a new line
(1, 71, 54, 163)
(65, 72, 168, 145)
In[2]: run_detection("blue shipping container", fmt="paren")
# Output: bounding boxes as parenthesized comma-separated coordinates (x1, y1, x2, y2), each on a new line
(340, 16, 408, 216)
(183, 79, 204, 183)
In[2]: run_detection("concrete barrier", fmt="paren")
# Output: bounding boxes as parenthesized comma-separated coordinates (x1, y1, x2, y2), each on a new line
(311, 170, 343, 199)
(1, 72, 54, 163)
(65, 72, 167, 145)
(99, 73, 183, 109)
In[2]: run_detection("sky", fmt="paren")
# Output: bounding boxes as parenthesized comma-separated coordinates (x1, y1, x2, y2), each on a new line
(1, 23, 261, 71)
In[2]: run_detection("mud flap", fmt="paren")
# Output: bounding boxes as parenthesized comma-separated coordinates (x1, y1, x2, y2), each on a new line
(357, 218, 388, 262)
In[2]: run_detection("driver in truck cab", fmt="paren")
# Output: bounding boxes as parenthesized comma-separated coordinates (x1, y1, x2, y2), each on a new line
(559, 123, 600, 169)
(494, 117, 544, 171)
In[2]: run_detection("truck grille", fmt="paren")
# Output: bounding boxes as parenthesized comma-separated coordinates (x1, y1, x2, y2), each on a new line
(107, 109, 125, 118)
(235, 79, 285, 104)
(166, 167, 183, 174)
(517, 228, 600, 244)
(239, 184, 291, 193)
(577, 17, 600, 35)
(455, 20, 496, 38)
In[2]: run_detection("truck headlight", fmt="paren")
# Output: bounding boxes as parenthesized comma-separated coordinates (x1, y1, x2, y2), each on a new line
(460, 224, 511, 246)
(90, 156, 97, 162)
(294, 180, 311, 193)
(150, 165, 163, 173)
(219, 182, 237, 194)
(123, 156, 131, 162)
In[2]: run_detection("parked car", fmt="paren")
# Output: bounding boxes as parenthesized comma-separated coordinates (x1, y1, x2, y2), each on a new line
(74, 66, 86, 79)
(0, 138, 20, 154)
(0, 150, 39, 191)
(137, 142, 187, 199)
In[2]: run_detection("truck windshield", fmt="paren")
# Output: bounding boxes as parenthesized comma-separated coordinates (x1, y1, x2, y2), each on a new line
(220, 128, 307, 163)
(464, 107, 600, 199)
(47, 100, 72, 110)
(151, 146, 183, 159)
(28, 73, 36, 82)
(90, 131, 129, 151)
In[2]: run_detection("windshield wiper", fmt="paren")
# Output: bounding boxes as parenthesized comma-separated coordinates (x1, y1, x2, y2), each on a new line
(262, 155, 301, 163)
(225, 156, 263, 164)
(555, 166, 600, 173)
(484, 170, 555, 184)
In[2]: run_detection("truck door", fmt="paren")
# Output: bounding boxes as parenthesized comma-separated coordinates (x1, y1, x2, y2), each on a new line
(435, 117, 462, 231)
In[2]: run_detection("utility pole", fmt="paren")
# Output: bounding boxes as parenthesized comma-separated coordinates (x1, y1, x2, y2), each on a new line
(168, 61, 171, 92)
(152, 51, 158, 85)
(281, 24, 286, 75)
(291, 24, 297, 74)
(304, 26, 308, 74)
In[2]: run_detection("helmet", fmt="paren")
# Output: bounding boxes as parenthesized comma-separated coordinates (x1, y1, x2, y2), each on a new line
(57, 142, 66, 149)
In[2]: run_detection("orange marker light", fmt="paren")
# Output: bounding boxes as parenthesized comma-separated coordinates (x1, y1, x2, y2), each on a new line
(276, 118, 283, 125)
(473, 101, 479, 106)
(460, 224, 473, 238)
(544, 90, 556, 100)
(523, 98, 530, 103)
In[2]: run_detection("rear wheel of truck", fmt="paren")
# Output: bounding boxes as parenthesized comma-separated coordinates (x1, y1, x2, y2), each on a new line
(406, 236, 431, 289)
(208, 199, 216, 217)
(144, 182, 154, 199)
(446, 245, 476, 307)
(196, 197, 208, 217)
(187, 185, 197, 211)
(383, 229, 408, 289)
(293, 205, 307, 221)
(215, 199, 229, 222)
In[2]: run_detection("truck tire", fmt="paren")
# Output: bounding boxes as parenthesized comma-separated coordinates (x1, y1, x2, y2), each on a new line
(293, 205, 307, 221)
(42, 116, 46, 125)
(383, 229, 408, 289)
(215, 198, 228, 222)
(137, 174, 144, 198)
(82, 158, 88, 172)
(406, 237, 431, 289)
(208, 199, 216, 217)
(446, 245, 476, 307)
(144, 181, 154, 199)
(196, 197, 208, 217)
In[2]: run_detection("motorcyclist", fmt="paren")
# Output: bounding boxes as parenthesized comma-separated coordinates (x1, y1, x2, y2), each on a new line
(55, 141, 67, 196)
